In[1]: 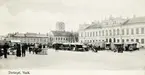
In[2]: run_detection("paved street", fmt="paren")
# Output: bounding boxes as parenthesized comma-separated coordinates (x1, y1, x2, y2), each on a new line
(0, 49, 145, 70)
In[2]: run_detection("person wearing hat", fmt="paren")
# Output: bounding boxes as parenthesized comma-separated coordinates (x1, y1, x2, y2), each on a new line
(3, 43, 9, 58)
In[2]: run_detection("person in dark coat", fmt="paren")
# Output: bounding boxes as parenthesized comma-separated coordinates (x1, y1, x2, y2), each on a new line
(16, 43, 21, 57)
(0, 45, 3, 58)
(3, 43, 9, 58)
(29, 44, 33, 54)
(39, 44, 42, 49)
(22, 43, 27, 57)
(42, 44, 44, 48)
(55, 44, 59, 51)
(38, 44, 42, 54)
(27, 43, 31, 54)
(118, 45, 123, 53)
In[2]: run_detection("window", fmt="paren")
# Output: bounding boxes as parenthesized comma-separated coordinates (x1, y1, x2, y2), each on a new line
(131, 39, 134, 42)
(117, 39, 120, 43)
(126, 39, 129, 42)
(99, 31, 101, 36)
(106, 30, 108, 36)
(136, 39, 139, 42)
(90, 40, 92, 42)
(126, 29, 129, 35)
(90, 32, 92, 37)
(122, 39, 124, 43)
(117, 29, 119, 35)
(109, 30, 112, 36)
(141, 28, 144, 34)
(106, 39, 108, 42)
(113, 38, 116, 42)
(113, 29, 116, 36)
(87, 32, 89, 37)
(136, 28, 139, 34)
(122, 29, 124, 35)
(102, 30, 104, 36)
(109, 39, 112, 43)
(131, 28, 134, 35)
(141, 39, 144, 44)
(96, 32, 98, 36)
(85, 32, 86, 37)
(93, 32, 95, 37)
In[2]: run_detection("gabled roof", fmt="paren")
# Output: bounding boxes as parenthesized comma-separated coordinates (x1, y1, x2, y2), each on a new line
(51, 31, 73, 37)
(85, 25, 102, 30)
(25, 33, 48, 38)
(13, 33, 25, 37)
(9, 33, 49, 38)
(83, 16, 145, 30)
(126, 16, 145, 24)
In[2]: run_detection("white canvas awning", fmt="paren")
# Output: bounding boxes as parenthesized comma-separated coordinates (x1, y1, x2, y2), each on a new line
(10, 40, 21, 43)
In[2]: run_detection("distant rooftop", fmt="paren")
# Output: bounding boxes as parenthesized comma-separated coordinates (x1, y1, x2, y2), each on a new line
(85, 24, 102, 29)
(125, 16, 145, 24)
(51, 31, 73, 37)
(8, 32, 49, 38)
(83, 16, 145, 30)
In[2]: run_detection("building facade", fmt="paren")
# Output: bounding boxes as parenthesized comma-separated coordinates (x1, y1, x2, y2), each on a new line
(5, 32, 52, 44)
(79, 16, 145, 47)
(49, 31, 75, 43)
(50, 22, 78, 43)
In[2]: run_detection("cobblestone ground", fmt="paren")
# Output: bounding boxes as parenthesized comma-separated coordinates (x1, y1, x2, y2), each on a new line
(0, 49, 145, 70)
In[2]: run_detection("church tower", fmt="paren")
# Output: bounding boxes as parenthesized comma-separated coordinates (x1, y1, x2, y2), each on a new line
(56, 22, 65, 31)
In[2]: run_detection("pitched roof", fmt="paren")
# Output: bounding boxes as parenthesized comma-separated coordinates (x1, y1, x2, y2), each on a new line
(25, 33, 48, 38)
(51, 31, 73, 37)
(85, 24, 102, 30)
(84, 16, 145, 30)
(14, 33, 25, 37)
(10, 33, 49, 38)
(126, 16, 145, 24)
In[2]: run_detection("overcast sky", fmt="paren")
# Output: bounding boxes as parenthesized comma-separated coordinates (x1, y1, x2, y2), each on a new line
(0, 0, 145, 35)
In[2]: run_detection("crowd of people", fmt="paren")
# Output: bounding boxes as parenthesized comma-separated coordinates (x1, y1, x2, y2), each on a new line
(0, 43, 47, 59)
(28, 43, 46, 54)
(0, 41, 141, 59)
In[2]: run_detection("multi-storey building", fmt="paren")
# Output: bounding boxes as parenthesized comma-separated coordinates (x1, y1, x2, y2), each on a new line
(79, 16, 145, 47)
(50, 22, 78, 43)
(49, 31, 75, 43)
(5, 32, 52, 44)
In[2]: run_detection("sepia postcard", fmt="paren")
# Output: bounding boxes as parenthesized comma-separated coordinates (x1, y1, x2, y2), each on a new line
(0, 0, 145, 75)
